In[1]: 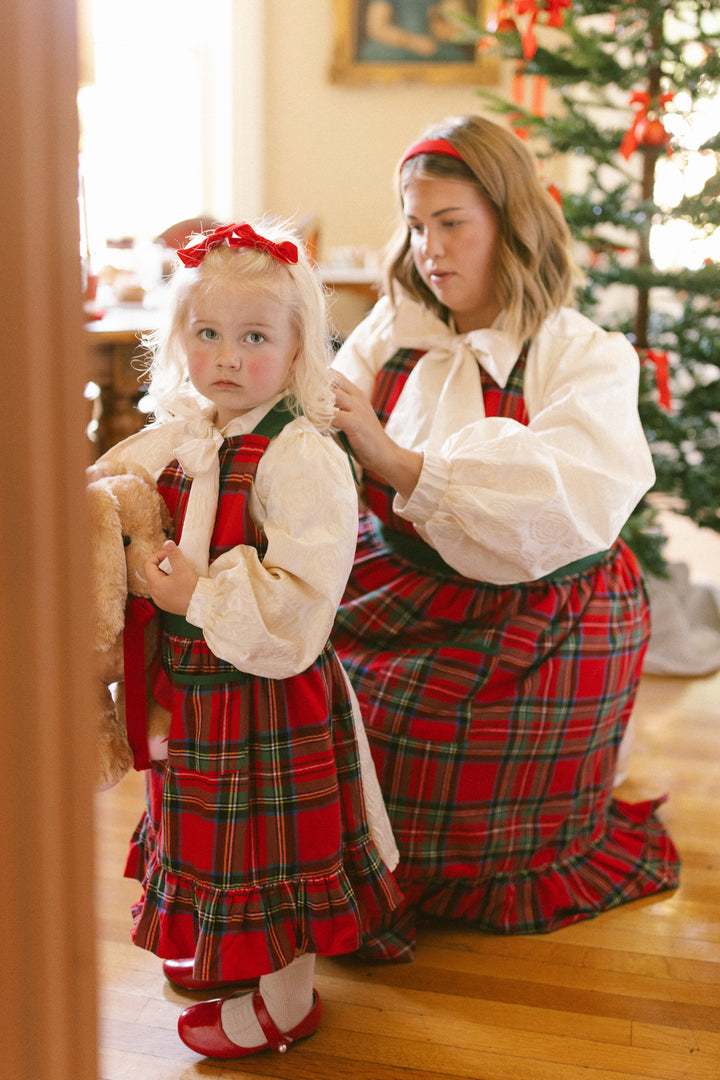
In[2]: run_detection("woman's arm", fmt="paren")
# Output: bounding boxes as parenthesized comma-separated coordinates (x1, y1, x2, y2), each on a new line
(332, 370, 423, 501)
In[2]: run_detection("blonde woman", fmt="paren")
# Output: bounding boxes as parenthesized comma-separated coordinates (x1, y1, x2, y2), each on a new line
(332, 115, 680, 962)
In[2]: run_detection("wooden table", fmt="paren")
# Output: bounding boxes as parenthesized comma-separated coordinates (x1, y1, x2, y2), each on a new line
(85, 266, 380, 458)
(85, 304, 158, 457)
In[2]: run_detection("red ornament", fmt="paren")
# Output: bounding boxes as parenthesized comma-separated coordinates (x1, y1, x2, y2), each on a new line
(638, 117, 667, 147)
(620, 91, 673, 159)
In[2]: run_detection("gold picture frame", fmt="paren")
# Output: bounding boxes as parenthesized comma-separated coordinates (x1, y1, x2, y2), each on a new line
(329, 0, 497, 86)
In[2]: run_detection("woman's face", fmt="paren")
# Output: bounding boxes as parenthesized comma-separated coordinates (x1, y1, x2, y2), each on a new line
(403, 175, 502, 333)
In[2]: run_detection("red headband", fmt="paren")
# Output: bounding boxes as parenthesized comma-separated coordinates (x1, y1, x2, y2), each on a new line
(399, 137, 465, 170)
(177, 222, 299, 268)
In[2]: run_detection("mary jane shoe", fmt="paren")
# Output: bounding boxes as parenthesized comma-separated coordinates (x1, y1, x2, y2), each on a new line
(178, 988, 322, 1059)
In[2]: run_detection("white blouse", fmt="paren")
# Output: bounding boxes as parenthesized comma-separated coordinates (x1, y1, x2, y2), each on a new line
(333, 294, 655, 585)
(96, 395, 359, 680)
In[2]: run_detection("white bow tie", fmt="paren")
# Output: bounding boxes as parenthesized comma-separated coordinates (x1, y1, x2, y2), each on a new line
(384, 301, 520, 453)
(392, 300, 519, 386)
(172, 423, 225, 576)
(174, 424, 225, 477)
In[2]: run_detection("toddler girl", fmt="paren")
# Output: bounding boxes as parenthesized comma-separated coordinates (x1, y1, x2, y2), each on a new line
(95, 221, 401, 1059)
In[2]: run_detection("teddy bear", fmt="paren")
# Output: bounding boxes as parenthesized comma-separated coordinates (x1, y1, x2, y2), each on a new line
(87, 462, 173, 790)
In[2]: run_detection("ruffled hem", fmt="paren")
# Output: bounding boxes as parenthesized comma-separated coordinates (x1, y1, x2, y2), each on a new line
(358, 797, 680, 962)
(124, 813, 152, 883)
(131, 837, 403, 980)
(123, 767, 163, 884)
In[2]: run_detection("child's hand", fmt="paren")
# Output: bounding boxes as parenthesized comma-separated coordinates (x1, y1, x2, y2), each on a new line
(145, 541, 198, 616)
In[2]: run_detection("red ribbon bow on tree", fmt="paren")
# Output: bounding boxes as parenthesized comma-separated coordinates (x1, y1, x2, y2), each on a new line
(489, 0, 572, 60)
(640, 348, 673, 412)
(620, 92, 674, 160)
(514, 0, 540, 59)
(177, 222, 299, 268)
(544, 0, 572, 28)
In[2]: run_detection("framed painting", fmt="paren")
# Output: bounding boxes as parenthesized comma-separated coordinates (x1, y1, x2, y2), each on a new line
(329, 0, 498, 86)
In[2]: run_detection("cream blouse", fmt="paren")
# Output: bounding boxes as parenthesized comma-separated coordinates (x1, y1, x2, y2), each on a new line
(96, 394, 358, 680)
(333, 294, 655, 585)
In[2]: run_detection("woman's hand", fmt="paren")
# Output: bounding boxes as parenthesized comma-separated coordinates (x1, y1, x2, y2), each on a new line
(144, 541, 198, 616)
(333, 371, 423, 502)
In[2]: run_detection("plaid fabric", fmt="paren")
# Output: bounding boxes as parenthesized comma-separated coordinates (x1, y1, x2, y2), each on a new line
(126, 424, 402, 979)
(332, 347, 680, 961)
(160, 434, 269, 561)
(364, 345, 529, 536)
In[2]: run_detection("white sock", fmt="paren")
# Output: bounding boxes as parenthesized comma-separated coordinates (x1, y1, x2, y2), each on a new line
(220, 953, 316, 1048)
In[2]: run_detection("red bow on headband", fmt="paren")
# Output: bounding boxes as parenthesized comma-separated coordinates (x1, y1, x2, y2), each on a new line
(177, 222, 299, 268)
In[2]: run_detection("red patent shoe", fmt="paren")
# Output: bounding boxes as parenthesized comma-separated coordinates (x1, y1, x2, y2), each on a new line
(178, 989, 322, 1059)
(163, 958, 258, 992)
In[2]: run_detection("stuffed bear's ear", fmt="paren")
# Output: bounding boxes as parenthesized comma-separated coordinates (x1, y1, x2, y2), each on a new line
(87, 481, 130, 650)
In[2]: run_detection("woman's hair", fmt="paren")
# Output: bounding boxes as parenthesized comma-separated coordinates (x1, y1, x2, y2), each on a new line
(384, 115, 580, 342)
(143, 219, 335, 430)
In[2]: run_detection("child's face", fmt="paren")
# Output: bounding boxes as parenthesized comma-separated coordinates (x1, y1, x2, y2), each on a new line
(183, 278, 298, 427)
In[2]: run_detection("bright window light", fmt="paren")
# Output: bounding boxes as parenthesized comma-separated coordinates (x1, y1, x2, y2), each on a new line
(650, 89, 720, 271)
(79, 0, 232, 260)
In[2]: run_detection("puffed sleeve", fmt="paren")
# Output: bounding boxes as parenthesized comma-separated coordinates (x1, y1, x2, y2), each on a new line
(185, 421, 359, 678)
(394, 310, 655, 583)
(92, 420, 190, 479)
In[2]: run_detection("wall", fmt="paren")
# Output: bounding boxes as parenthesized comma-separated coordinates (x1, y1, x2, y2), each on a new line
(263, 1, 512, 259)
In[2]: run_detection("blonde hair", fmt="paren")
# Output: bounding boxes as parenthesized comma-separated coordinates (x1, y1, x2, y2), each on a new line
(143, 219, 335, 430)
(385, 115, 580, 342)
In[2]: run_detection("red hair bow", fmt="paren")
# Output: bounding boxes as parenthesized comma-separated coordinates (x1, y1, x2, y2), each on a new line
(177, 222, 299, 268)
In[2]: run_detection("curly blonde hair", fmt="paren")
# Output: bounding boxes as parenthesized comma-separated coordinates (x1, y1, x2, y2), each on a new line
(142, 219, 335, 430)
(384, 115, 580, 342)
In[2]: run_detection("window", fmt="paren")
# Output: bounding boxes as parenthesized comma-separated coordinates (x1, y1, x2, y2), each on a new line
(651, 87, 720, 270)
(78, 0, 234, 262)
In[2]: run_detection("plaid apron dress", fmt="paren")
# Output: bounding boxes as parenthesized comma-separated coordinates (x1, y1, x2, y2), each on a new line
(126, 404, 402, 980)
(332, 347, 680, 961)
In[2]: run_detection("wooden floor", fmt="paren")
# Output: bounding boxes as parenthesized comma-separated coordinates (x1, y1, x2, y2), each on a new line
(95, 520, 720, 1080)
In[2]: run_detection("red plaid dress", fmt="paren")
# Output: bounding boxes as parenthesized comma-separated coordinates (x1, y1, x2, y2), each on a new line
(332, 347, 680, 961)
(126, 405, 402, 980)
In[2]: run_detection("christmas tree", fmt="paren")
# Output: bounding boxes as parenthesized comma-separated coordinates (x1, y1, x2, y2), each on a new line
(459, 0, 720, 574)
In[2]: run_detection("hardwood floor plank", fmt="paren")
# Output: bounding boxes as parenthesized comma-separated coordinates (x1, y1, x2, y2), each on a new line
(407, 914, 720, 964)
(258, 1019, 718, 1080)
(100, 1046, 222, 1079)
(316, 970, 633, 1045)
(325, 944, 720, 1015)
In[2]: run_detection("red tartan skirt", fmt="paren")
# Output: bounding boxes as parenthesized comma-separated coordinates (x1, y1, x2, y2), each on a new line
(331, 513, 680, 961)
(125, 635, 402, 980)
